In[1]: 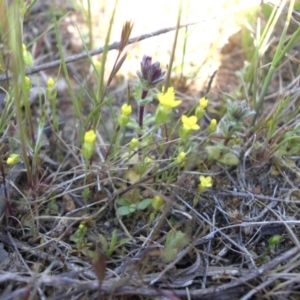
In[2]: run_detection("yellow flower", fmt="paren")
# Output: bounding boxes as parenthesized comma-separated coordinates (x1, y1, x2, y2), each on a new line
(7, 154, 21, 166)
(82, 131, 96, 160)
(121, 104, 132, 116)
(157, 87, 182, 108)
(198, 175, 213, 192)
(84, 130, 96, 144)
(181, 115, 200, 130)
(199, 97, 208, 109)
(199, 176, 212, 188)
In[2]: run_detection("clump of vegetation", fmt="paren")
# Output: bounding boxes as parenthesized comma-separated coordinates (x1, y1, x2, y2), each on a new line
(1, 0, 300, 299)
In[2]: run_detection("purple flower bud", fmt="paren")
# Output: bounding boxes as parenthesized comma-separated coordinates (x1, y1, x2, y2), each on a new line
(140, 55, 166, 88)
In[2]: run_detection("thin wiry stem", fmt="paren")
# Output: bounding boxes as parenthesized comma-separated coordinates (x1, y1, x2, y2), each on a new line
(0, 22, 198, 82)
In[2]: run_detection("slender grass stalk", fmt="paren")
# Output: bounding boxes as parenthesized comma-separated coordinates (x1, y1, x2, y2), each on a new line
(86, 0, 93, 50)
(7, 1, 41, 232)
(253, 0, 299, 125)
(53, 12, 83, 127)
(8, 2, 32, 188)
(163, 0, 183, 91)
(179, 0, 190, 81)
(96, 0, 118, 104)
(246, 2, 280, 104)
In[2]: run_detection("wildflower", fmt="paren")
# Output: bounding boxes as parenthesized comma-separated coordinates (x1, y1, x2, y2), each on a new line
(199, 97, 208, 109)
(198, 175, 213, 193)
(129, 138, 139, 151)
(82, 130, 97, 160)
(137, 55, 166, 89)
(118, 104, 132, 127)
(121, 103, 132, 116)
(7, 154, 20, 166)
(195, 97, 208, 119)
(84, 130, 96, 144)
(174, 151, 186, 167)
(181, 115, 200, 130)
(151, 196, 164, 210)
(179, 115, 200, 139)
(155, 87, 182, 125)
(157, 87, 182, 109)
(207, 119, 217, 134)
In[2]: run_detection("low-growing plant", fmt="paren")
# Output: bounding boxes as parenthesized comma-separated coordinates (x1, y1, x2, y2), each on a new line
(162, 230, 189, 262)
(98, 229, 130, 258)
(70, 223, 88, 251)
(2, 0, 300, 298)
(116, 197, 152, 216)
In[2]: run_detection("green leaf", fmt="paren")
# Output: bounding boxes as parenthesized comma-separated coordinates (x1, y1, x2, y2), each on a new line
(137, 198, 152, 210)
(163, 248, 178, 262)
(116, 198, 130, 206)
(205, 145, 221, 160)
(98, 234, 108, 252)
(117, 206, 131, 216)
(166, 230, 189, 250)
(129, 203, 137, 213)
(110, 229, 118, 248)
(118, 238, 131, 246)
(219, 152, 239, 166)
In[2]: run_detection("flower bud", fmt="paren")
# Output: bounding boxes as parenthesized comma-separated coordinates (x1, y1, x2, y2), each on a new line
(82, 130, 96, 160)
(174, 152, 186, 166)
(129, 138, 139, 151)
(207, 119, 217, 134)
(151, 196, 164, 210)
(121, 104, 132, 116)
(155, 105, 170, 125)
(7, 154, 21, 166)
(47, 77, 55, 89)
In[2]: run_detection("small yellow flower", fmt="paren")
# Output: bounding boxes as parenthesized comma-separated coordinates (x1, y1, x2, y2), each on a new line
(157, 87, 182, 109)
(121, 104, 132, 116)
(181, 115, 200, 130)
(199, 97, 208, 109)
(7, 154, 21, 166)
(84, 130, 97, 144)
(47, 77, 55, 89)
(199, 175, 212, 188)
(198, 175, 213, 192)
